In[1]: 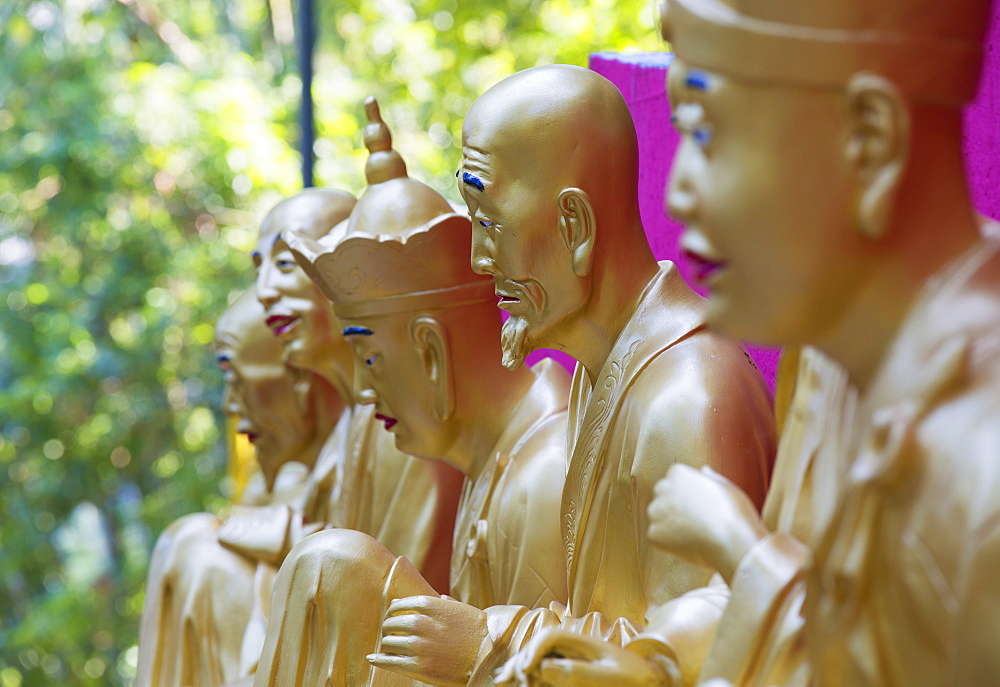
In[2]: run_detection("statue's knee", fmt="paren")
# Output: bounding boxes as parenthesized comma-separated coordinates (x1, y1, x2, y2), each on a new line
(163, 512, 220, 545)
(287, 528, 394, 579)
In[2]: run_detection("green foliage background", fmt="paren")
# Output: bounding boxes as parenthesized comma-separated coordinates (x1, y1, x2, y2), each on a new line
(0, 0, 660, 684)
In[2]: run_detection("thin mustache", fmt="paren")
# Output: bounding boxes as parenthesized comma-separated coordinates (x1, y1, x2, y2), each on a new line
(502, 279, 546, 313)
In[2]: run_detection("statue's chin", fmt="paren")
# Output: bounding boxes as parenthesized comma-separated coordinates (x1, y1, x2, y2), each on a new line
(500, 316, 532, 371)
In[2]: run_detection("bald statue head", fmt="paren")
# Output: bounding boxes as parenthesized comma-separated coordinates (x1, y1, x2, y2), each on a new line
(460, 65, 655, 370)
(259, 187, 357, 242)
(215, 289, 313, 490)
(254, 188, 357, 374)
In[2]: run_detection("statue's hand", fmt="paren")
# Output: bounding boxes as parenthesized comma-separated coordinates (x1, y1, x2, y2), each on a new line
(493, 629, 670, 687)
(647, 464, 768, 584)
(367, 595, 487, 687)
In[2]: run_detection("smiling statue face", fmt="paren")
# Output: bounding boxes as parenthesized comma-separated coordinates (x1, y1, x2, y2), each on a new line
(459, 143, 587, 370)
(666, 58, 867, 346)
(215, 294, 311, 488)
(254, 233, 343, 370)
(340, 317, 451, 460)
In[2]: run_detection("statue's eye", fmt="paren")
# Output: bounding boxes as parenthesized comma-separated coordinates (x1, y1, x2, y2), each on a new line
(479, 220, 494, 229)
(365, 354, 377, 366)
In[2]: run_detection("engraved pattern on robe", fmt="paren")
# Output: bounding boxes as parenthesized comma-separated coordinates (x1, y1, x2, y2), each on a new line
(478, 263, 776, 681)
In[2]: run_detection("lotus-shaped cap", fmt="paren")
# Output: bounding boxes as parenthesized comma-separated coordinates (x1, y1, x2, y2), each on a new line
(287, 97, 492, 318)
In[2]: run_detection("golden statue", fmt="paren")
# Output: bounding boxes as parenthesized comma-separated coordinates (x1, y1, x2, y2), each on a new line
(250, 188, 462, 596)
(664, 0, 1000, 683)
(527, 0, 1000, 684)
(245, 98, 570, 687)
(136, 290, 338, 687)
(453, 65, 776, 684)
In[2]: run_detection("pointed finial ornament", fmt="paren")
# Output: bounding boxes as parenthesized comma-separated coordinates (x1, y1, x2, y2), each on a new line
(363, 97, 408, 184)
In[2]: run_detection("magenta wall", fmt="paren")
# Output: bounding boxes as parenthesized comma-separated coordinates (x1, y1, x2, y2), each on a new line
(588, 10, 1000, 390)
(964, 2, 1000, 222)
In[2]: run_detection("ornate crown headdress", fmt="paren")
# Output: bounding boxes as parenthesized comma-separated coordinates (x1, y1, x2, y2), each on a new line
(286, 98, 493, 319)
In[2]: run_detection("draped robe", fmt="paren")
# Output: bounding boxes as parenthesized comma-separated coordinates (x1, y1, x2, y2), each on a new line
(479, 263, 776, 682)
(656, 230, 1000, 687)
(137, 402, 461, 687)
(250, 360, 570, 687)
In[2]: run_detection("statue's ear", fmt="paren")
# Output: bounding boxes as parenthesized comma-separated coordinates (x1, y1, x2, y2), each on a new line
(557, 188, 596, 277)
(844, 74, 910, 241)
(409, 315, 453, 421)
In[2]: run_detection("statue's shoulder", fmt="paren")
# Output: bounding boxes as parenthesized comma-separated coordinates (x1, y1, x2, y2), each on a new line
(501, 410, 569, 507)
(629, 327, 767, 416)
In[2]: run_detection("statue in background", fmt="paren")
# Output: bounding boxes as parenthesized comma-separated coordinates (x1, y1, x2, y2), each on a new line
(248, 98, 570, 687)
(450, 64, 775, 684)
(250, 188, 462, 596)
(136, 290, 337, 687)
(529, 0, 1000, 684)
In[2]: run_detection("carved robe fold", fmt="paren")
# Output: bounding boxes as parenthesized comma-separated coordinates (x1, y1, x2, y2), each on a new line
(137, 402, 462, 687)
(808, 233, 1000, 687)
(679, 231, 1000, 687)
(479, 263, 776, 681)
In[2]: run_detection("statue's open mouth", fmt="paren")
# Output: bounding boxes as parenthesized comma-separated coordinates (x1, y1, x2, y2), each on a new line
(375, 413, 398, 430)
(682, 248, 726, 286)
(266, 314, 301, 336)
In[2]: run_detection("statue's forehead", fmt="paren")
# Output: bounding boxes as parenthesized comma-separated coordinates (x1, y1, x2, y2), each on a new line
(460, 141, 494, 171)
(213, 333, 238, 355)
(254, 231, 284, 255)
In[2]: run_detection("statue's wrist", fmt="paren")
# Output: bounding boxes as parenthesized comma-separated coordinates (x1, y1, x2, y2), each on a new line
(717, 526, 765, 584)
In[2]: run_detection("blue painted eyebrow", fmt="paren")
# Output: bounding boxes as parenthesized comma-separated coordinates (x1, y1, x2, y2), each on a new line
(462, 171, 485, 192)
(217, 355, 231, 363)
(685, 71, 711, 91)
(343, 326, 374, 336)
(272, 233, 282, 248)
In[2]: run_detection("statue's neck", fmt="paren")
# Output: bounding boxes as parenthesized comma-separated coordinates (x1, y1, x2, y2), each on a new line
(818, 170, 980, 393)
(309, 346, 356, 407)
(444, 362, 537, 482)
(566, 239, 659, 386)
(298, 373, 347, 471)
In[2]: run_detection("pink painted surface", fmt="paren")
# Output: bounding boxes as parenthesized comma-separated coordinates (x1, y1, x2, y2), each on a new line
(589, 12, 1000, 391)
(589, 52, 782, 390)
(964, 1, 1000, 223)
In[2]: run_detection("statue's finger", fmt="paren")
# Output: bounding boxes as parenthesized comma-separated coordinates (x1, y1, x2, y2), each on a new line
(376, 634, 419, 655)
(366, 652, 418, 671)
(537, 657, 580, 685)
(386, 595, 436, 616)
(380, 613, 424, 636)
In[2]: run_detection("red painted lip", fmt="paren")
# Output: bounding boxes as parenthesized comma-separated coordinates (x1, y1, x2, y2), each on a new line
(682, 249, 726, 286)
(243, 432, 259, 444)
(375, 413, 397, 430)
(265, 314, 300, 336)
